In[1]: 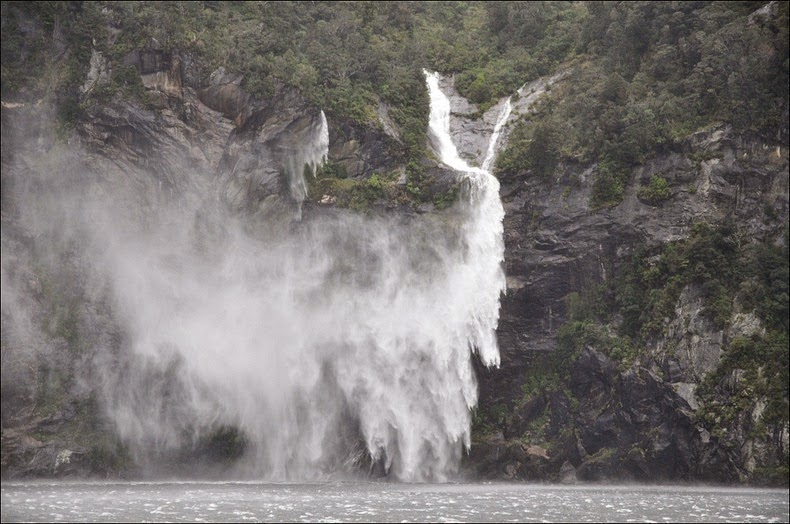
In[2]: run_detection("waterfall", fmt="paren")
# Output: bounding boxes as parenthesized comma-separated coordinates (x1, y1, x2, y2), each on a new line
(425, 72, 486, 174)
(285, 110, 329, 218)
(14, 72, 509, 483)
(482, 98, 512, 172)
(423, 70, 506, 368)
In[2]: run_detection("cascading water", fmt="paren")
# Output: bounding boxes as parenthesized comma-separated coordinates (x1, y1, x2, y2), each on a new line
(10, 72, 508, 483)
(423, 70, 506, 368)
(482, 98, 512, 172)
(425, 72, 484, 175)
(285, 110, 329, 218)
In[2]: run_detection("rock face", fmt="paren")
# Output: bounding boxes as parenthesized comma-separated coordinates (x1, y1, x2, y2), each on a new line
(457, 71, 789, 484)
(328, 113, 403, 180)
(442, 71, 566, 170)
(0, 46, 400, 479)
(1, 41, 788, 485)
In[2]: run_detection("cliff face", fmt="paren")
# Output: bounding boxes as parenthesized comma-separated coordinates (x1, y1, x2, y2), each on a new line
(1, 48, 403, 478)
(453, 72, 789, 484)
(2, 33, 788, 484)
(492, 124, 788, 396)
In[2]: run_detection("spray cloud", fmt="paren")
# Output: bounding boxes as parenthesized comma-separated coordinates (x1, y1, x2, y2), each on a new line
(1, 73, 507, 481)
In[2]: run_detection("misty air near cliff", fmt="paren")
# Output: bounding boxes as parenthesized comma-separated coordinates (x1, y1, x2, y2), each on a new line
(1, 0, 788, 499)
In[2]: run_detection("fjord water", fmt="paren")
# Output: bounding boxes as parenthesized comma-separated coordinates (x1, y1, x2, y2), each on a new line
(2, 482, 788, 523)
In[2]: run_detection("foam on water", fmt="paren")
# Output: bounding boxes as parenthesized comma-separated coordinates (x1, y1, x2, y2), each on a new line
(2, 482, 787, 523)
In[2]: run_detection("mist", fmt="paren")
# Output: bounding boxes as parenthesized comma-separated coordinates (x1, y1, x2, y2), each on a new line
(0, 72, 506, 482)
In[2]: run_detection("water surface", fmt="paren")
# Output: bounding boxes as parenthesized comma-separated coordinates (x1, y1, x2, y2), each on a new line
(2, 481, 788, 523)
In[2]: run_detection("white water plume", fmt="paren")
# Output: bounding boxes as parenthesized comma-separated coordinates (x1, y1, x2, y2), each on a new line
(94, 197, 502, 480)
(2, 75, 507, 483)
(285, 110, 329, 218)
(98, 73, 507, 480)
(482, 98, 512, 172)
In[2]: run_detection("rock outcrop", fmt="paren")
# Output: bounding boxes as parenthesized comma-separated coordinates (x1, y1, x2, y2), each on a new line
(0, 44, 402, 479)
(452, 68, 789, 484)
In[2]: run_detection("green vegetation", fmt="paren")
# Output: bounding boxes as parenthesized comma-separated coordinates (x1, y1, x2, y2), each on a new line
(616, 222, 744, 338)
(544, 219, 788, 388)
(700, 332, 789, 426)
(739, 230, 790, 333)
(496, 121, 559, 181)
(451, 3, 586, 113)
(309, 169, 400, 212)
(471, 402, 509, 438)
(693, 229, 789, 463)
(433, 183, 460, 210)
(309, 165, 460, 212)
(495, 2, 788, 208)
(636, 175, 672, 205)
(2, 1, 432, 163)
(696, 328, 789, 485)
(550, 221, 788, 472)
(3, 2, 786, 210)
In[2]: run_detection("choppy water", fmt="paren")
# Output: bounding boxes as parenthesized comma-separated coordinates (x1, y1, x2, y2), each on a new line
(2, 481, 788, 523)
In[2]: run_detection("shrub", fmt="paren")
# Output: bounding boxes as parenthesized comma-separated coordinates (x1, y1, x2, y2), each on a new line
(637, 175, 671, 205)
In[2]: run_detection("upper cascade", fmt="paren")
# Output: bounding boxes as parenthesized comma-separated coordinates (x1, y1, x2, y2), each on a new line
(424, 70, 512, 176)
(423, 69, 506, 368)
(424, 71, 486, 174)
(482, 97, 512, 172)
(285, 109, 329, 217)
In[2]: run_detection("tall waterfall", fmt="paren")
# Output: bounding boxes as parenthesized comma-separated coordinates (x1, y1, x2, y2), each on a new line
(423, 70, 506, 368)
(7, 72, 508, 483)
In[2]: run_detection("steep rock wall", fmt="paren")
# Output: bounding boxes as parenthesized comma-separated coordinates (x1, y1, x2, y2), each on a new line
(2, 42, 787, 485)
(452, 71, 789, 484)
(0, 48, 402, 478)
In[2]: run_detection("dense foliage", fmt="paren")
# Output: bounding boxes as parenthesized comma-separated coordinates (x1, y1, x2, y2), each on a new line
(547, 221, 788, 375)
(495, 1, 789, 207)
(562, 221, 788, 479)
(4, 2, 787, 202)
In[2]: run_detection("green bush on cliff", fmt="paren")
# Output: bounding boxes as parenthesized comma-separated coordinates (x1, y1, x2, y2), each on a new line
(698, 331, 789, 457)
(560, 221, 788, 376)
(739, 234, 790, 333)
(309, 172, 398, 212)
(590, 157, 630, 209)
(495, 120, 559, 181)
(636, 175, 671, 205)
(614, 222, 745, 340)
(548, 221, 789, 485)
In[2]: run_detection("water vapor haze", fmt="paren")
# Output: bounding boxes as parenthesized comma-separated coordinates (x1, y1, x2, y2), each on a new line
(0, 73, 506, 481)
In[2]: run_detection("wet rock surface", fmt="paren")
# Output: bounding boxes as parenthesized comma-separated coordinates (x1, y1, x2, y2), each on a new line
(2, 48, 788, 484)
(1, 50, 401, 479)
(452, 73, 788, 483)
